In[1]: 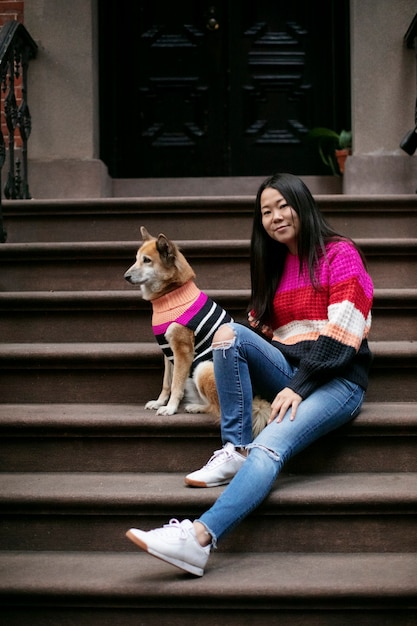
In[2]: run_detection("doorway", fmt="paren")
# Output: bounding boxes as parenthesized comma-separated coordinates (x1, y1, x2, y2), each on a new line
(99, 1, 350, 178)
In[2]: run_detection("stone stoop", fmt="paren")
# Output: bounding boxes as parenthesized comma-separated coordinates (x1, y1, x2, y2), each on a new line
(3, 195, 417, 243)
(1, 553, 416, 625)
(0, 238, 416, 291)
(0, 195, 416, 624)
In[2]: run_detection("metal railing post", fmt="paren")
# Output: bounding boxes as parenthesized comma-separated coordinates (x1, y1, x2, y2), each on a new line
(0, 20, 37, 242)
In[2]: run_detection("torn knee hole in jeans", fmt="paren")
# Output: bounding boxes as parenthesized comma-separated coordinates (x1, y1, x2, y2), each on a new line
(212, 336, 235, 357)
(247, 442, 281, 462)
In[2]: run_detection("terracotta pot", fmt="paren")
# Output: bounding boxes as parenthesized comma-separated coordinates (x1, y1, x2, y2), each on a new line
(335, 148, 351, 174)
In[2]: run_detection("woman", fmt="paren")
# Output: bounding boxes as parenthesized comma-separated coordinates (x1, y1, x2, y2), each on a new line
(126, 173, 374, 577)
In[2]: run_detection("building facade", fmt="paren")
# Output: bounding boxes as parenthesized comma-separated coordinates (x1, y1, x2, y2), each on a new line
(12, 0, 417, 197)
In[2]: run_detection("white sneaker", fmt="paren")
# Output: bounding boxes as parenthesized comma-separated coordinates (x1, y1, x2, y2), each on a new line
(185, 442, 246, 487)
(126, 519, 210, 577)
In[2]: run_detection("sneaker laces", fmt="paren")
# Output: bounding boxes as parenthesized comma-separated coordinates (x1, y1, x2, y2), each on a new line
(203, 444, 235, 469)
(152, 518, 190, 540)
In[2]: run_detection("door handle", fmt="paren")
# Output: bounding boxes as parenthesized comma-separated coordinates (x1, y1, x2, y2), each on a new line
(206, 6, 219, 31)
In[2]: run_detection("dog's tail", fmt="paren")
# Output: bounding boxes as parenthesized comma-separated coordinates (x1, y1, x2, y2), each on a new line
(251, 396, 271, 438)
(184, 364, 220, 417)
(191, 361, 270, 438)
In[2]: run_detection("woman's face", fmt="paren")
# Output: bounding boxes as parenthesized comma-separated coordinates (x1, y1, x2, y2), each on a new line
(260, 186, 300, 255)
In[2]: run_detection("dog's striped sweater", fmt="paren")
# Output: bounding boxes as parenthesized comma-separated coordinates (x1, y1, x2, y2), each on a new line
(151, 280, 233, 374)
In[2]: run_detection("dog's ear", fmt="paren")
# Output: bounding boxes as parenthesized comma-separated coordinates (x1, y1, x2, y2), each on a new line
(156, 233, 176, 267)
(140, 226, 154, 241)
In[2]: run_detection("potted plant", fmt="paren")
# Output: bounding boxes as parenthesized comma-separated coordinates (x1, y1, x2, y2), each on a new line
(307, 127, 352, 175)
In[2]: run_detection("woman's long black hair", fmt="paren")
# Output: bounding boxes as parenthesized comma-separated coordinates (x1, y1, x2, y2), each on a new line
(250, 173, 362, 326)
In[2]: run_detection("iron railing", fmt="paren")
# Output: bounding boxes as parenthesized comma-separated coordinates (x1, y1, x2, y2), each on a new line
(0, 20, 37, 242)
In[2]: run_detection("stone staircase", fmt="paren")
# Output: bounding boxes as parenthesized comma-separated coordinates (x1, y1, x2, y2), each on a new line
(0, 194, 416, 625)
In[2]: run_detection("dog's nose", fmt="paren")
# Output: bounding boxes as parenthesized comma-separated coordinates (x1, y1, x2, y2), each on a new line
(124, 271, 132, 283)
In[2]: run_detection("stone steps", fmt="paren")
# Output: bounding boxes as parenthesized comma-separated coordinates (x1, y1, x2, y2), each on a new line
(3, 195, 417, 242)
(0, 288, 416, 342)
(1, 238, 416, 290)
(0, 402, 416, 473)
(1, 400, 416, 621)
(0, 341, 416, 403)
(1, 193, 416, 622)
(1, 552, 416, 625)
(1, 472, 416, 553)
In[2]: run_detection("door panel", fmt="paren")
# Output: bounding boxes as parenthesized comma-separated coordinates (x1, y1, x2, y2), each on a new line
(99, 1, 350, 178)
(134, 1, 228, 176)
(228, 1, 340, 175)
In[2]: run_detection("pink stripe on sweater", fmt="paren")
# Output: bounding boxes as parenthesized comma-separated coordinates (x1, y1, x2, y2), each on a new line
(152, 291, 208, 335)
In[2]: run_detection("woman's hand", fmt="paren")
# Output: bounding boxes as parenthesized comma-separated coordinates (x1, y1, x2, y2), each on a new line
(268, 387, 303, 424)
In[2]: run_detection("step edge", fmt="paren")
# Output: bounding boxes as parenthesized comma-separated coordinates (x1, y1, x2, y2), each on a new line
(0, 402, 416, 434)
(1, 288, 416, 308)
(1, 472, 417, 513)
(0, 551, 416, 605)
(0, 341, 415, 360)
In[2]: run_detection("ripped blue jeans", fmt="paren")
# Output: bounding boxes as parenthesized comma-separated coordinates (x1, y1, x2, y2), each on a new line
(196, 322, 365, 545)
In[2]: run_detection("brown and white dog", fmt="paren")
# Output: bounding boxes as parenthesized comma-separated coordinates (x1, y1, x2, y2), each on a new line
(124, 226, 269, 437)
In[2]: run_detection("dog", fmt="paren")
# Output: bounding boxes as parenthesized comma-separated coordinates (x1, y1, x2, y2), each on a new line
(124, 226, 270, 437)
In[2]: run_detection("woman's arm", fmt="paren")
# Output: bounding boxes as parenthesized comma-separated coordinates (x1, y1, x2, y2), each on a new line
(284, 241, 373, 399)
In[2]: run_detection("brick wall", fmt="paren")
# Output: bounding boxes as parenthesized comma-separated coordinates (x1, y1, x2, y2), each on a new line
(0, 0, 24, 149)
(0, 0, 23, 23)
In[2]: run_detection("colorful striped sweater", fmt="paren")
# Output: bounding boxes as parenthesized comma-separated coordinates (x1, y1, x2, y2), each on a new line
(151, 280, 233, 374)
(267, 240, 373, 399)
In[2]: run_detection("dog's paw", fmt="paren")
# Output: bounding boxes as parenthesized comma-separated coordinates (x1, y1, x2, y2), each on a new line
(184, 403, 208, 414)
(145, 400, 165, 410)
(156, 405, 178, 416)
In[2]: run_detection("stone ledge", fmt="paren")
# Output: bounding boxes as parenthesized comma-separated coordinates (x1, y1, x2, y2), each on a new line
(28, 159, 112, 200)
(344, 154, 417, 194)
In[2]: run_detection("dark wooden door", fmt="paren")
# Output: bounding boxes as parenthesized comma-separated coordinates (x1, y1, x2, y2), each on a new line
(99, 1, 350, 178)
